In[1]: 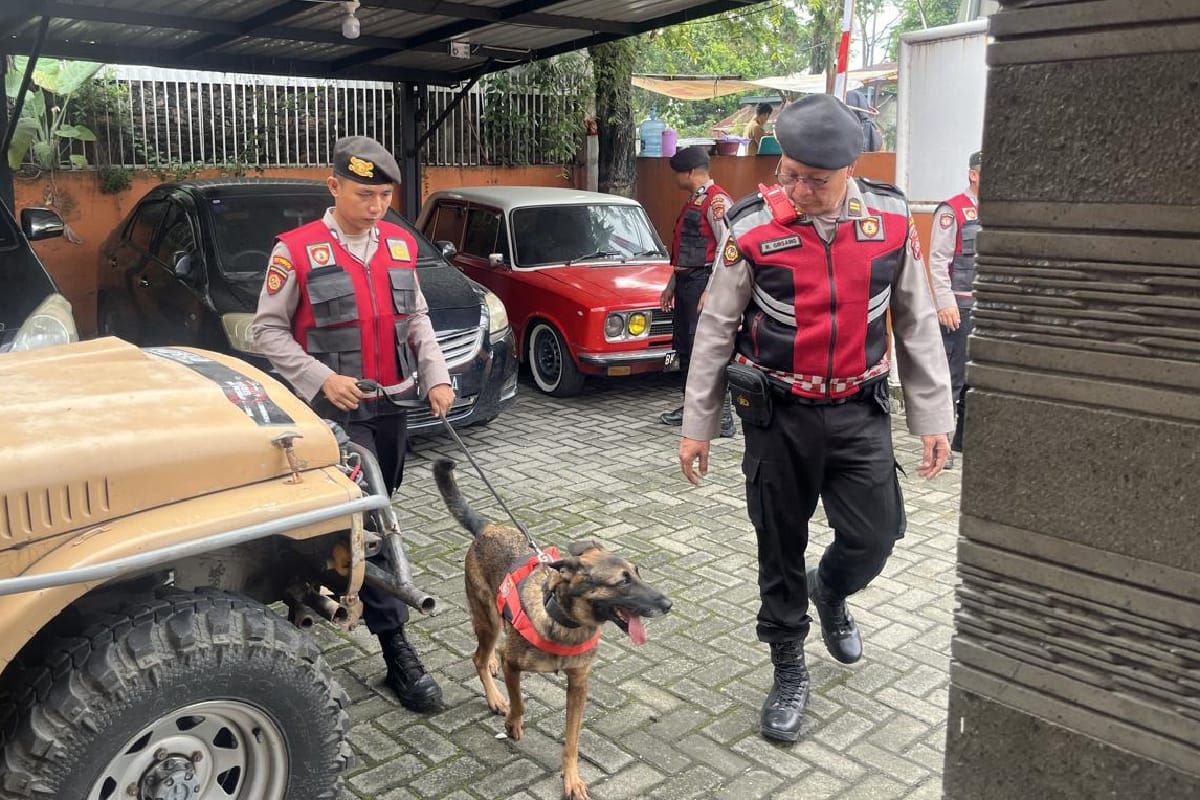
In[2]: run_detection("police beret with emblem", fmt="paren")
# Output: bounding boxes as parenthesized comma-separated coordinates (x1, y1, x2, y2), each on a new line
(774, 94, 863, 170)
(969, 150, 982, 169)
(669, 145, 710, 173)
(333, 135, 401, 185)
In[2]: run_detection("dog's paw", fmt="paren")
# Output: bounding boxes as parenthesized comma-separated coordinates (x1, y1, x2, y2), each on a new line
(562, 774, 589, 800)
(505, 715, 525, 741)
(486, 694, 510, 716)
(488, 653, 500, 676)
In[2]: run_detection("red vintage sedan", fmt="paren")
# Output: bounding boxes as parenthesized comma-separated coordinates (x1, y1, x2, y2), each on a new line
(417, 187, 675, 396)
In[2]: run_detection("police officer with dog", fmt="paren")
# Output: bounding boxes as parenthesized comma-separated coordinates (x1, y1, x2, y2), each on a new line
(252, 135, 452, 713)
(928, 150, 982, 456)
(678, 95, 954, 742)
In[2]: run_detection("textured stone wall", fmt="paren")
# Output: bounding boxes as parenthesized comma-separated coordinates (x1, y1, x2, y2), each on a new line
(944, 2, 1200, 798)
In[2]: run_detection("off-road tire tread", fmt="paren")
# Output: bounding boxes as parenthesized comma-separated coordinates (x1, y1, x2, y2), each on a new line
(0, 588, 352, 800)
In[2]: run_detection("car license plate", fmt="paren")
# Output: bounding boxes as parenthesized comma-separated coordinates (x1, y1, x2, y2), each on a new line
(663, 350, 679, 371)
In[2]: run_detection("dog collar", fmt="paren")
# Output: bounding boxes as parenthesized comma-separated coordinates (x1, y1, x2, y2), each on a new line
(543, 585, 581, 629)
(496, 547, 601, 657)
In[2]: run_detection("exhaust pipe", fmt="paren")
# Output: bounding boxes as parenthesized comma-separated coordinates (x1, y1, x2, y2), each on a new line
(363, 561, 437, 614)
(305, 589, 350, 624)
(284, 593, 318, 630)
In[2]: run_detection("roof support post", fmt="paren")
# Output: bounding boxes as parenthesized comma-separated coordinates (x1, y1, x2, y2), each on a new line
(398, 82, 425, 219)
(0, 16, 50, 210)
(0, 46, 11, 210)
(415, 71, 482, 153)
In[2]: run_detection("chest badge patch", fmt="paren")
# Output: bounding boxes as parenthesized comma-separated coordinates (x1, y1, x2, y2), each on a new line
(760, 235, 802, 255)
(387, 238, 412, 262)
(723, 240, 742, 266)
(307, 242, 334, 267)
(963, 207, 979, 222)
(855, 217, 884, 241)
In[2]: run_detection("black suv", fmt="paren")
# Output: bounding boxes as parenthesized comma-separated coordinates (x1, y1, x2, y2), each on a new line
(97, 179, 517, 431)
(0, 201, 79, 353)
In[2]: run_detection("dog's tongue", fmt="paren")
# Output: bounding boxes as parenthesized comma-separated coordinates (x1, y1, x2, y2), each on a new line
(626, 614, 647, 645)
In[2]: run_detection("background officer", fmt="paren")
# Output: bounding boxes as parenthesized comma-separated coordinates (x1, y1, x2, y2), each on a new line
(678, 95, 954, 743)
(659, 145, 735, 437)
(252, 135, 453, 713)
(928, 150, 982, 455)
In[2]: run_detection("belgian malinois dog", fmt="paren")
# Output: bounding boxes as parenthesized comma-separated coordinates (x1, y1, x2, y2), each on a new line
(433, 459, 672, 800)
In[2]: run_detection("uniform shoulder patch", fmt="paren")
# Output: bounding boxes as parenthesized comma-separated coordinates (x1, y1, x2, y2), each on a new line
(266, 262, 291, 295)
(270, 253, 293, 271)
(907, 218, 924, 262)
(939, 212, 955, 230)
(723, 239, 743, 267)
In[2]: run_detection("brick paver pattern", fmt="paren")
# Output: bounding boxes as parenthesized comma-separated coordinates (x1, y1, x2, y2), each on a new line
(328, 373, 960, 800)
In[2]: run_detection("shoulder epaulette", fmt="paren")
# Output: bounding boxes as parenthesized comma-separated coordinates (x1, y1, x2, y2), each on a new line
(856, 177, 906, 200)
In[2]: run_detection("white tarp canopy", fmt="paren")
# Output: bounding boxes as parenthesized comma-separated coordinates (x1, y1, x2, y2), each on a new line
(633, 66, 897, 101)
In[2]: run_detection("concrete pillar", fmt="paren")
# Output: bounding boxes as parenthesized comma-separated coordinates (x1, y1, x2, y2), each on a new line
(944, 3, 1200, 798)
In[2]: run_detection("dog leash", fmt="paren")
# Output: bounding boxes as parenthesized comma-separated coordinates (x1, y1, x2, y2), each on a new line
(354, 380, 547, 559)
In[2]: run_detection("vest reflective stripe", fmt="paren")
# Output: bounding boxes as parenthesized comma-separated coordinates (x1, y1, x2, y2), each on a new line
(671, 183, 728, 269)
(496, 547, 602, 657)
(281, 219, 419, 396)
(945, 193, 979, 305)
(730, 181, 906, 401)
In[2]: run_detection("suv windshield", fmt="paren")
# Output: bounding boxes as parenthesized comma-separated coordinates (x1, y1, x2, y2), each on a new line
(510, 204, 666, 267)
(207, 193, 439, 276)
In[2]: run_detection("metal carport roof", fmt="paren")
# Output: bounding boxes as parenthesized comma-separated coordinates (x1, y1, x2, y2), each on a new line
(0, 0, 768, 86)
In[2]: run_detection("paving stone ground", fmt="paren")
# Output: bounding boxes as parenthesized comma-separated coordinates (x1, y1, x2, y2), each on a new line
(327, 371, 961, 800)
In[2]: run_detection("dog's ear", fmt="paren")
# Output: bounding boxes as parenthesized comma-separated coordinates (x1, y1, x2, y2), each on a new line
(549, 557, 583, 576)
(568, 540, 604, 557)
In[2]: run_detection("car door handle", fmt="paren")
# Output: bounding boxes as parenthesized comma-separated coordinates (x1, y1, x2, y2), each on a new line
(138, 278, 151, 288)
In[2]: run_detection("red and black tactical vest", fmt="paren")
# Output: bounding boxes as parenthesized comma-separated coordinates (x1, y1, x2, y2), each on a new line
(279, 219, 420, 418)
(671, 183, 728, 270)
(944, 192, 980, 307)
(727, 179, 909, 401)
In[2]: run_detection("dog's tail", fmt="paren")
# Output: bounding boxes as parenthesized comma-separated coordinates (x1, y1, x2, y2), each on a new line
(432, 459, 488, 538)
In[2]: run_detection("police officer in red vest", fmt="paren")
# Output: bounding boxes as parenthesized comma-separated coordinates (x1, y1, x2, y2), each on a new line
(679, 95, 954, 742)
(659, 145, 735, 436)
(251, 136, 453, 712)
(928, 150, 981, 456)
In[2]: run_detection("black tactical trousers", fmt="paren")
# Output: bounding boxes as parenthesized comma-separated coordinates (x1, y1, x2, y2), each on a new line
(348, 412, 411, 634)
(940, 305, 973, 449)
(672, 268, 710, 382)
(741, 389, 906, 644)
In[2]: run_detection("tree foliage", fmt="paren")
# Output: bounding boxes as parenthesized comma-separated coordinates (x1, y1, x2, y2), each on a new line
(888, 0, 960, 59)
(589, 38, 639, 197)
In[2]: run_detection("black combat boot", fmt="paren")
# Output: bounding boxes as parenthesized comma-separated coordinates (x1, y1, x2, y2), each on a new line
(379, 626, 443, 712)
(659, 405, 685, 426)
(760, 640, 810, 742)
(719, 392, 737, 438)
(807, 567, 863, 664)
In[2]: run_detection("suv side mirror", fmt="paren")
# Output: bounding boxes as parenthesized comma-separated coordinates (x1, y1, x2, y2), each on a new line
(436, 240, 458, 260)
(173, 251, 197, 280)
(21, 207, 64, 242)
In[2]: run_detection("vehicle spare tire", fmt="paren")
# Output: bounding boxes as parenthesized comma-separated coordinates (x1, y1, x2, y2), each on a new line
(0, 590, 352, 800)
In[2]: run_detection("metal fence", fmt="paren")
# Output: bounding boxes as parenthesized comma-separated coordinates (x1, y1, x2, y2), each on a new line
(59, 65, 578, 170)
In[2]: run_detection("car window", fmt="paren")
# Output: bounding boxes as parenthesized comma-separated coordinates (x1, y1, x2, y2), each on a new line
(510, 204, 667, 267)
(153, 204, 196, 265)
(208, 193, 329, 273)
(461, 207, 503, 259)
(127, 199, 169, 252)
(428, 203, 466, 249)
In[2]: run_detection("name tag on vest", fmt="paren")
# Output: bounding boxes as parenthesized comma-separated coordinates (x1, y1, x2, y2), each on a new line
(760, 235, 802, 255)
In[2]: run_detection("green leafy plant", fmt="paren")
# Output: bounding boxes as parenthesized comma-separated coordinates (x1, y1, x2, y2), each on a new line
(97, 165, 133, 194)
(5, 56, 104, 170)
(481, 53, 592, 168)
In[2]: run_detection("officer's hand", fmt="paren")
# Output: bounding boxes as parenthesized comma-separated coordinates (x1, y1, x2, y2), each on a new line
(322, 374, 365, 412)
(428, 383, 455, 418)
(660, 285, 675, 313)
(937, 306, 961, 331)
(697, 291, 708, 313)
(679, 437, 710, 486)
(918, 433, 952, 479)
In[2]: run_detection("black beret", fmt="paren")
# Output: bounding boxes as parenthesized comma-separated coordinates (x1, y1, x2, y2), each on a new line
(669, 145, 709, 173)
(333, 136, 401, 185)
(969, 150, 982, 169)
(774, 95, 863, 170)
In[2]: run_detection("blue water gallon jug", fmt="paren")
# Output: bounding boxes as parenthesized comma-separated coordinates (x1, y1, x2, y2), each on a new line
(639, 108, 666, 157)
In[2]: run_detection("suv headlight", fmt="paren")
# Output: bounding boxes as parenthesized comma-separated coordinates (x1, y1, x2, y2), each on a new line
(11, 293, 78, 352)
(483, 290, 509, 335)
(221, 312, 261, 354)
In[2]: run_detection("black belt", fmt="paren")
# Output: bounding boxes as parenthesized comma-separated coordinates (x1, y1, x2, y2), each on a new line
(768, 377, 886, 407)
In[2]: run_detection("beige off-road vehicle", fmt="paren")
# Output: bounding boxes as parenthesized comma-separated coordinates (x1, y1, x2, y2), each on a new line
(0, 337, 436, 800)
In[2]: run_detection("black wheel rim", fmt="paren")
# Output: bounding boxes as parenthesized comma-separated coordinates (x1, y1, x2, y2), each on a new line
(534, 329, 561, 385)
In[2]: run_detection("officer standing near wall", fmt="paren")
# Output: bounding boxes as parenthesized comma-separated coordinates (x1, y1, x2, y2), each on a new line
(659, 145, 735, 436)
(928, 150, 982, 455)
(252, 135, 453, 713)
(678, 96, 954, 742)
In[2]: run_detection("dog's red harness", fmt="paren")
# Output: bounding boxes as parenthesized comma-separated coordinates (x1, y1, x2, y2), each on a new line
(497, 547, 601, 657)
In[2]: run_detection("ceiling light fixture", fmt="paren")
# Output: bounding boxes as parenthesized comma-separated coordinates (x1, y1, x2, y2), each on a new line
(341, 0, 361, 40)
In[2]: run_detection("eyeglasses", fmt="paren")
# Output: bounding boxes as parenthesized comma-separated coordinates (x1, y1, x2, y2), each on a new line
(774, 171, 833, 190)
